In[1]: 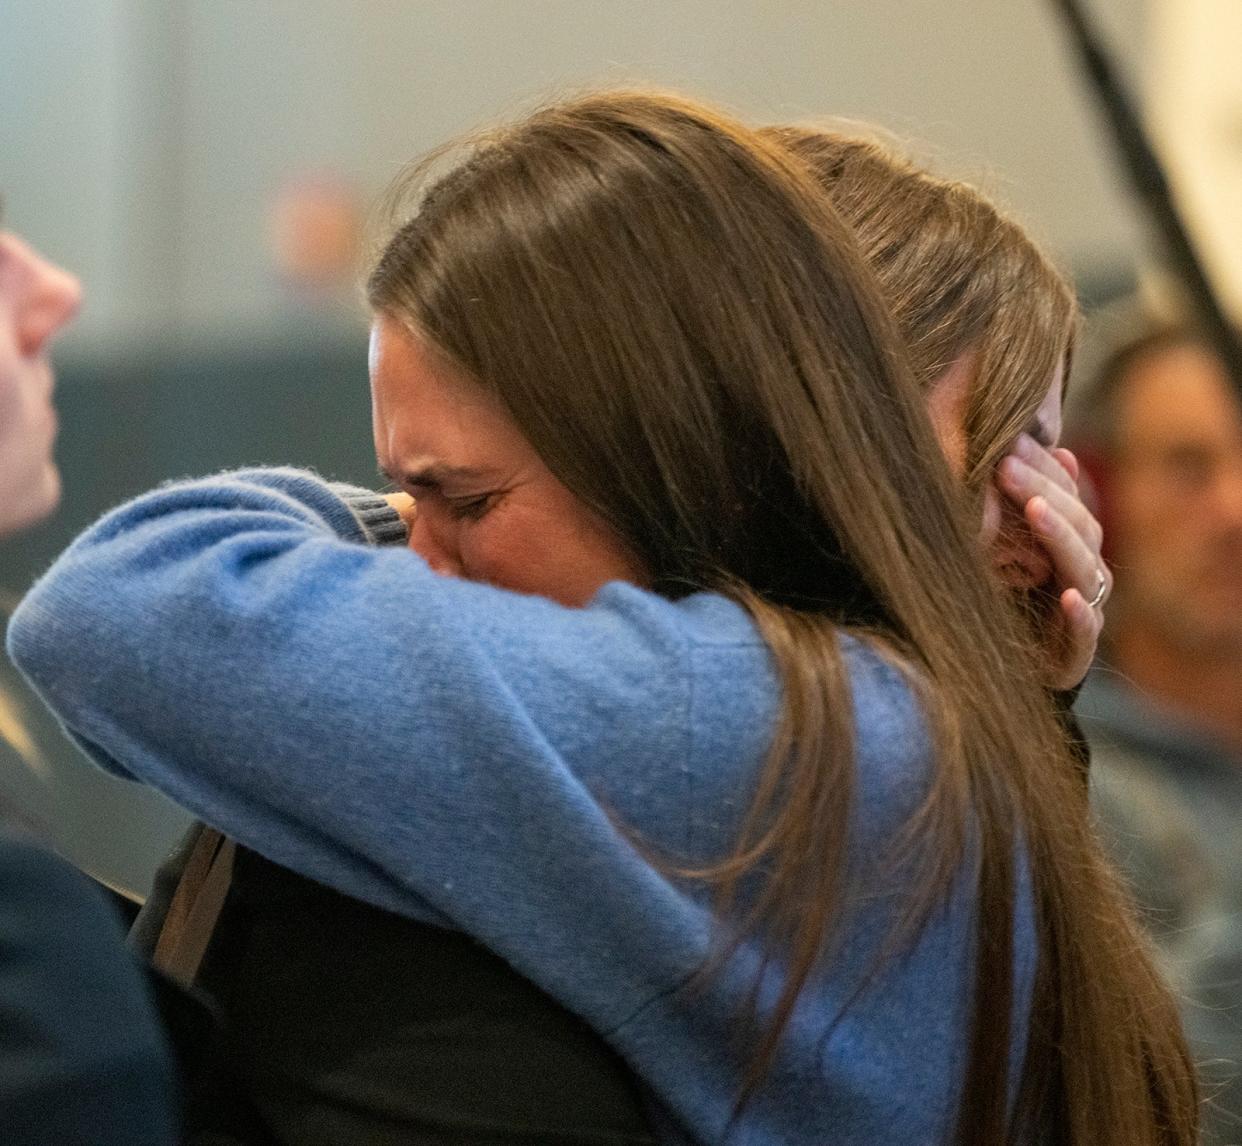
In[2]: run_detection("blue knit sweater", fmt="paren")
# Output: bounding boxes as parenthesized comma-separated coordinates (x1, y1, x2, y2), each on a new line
(8, 467, 1035, 1144)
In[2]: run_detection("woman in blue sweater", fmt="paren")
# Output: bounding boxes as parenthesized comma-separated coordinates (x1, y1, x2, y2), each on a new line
(10, 92, 1195, 1143)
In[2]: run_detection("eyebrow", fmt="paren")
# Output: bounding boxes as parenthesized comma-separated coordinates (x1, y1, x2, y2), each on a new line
(378, 462, 494, 489)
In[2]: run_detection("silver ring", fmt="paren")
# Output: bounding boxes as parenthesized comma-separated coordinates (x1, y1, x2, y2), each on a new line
(1087, 571, 1108, 609)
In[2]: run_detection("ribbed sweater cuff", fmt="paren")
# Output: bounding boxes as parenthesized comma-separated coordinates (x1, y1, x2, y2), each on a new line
(330, 484, 408, 546)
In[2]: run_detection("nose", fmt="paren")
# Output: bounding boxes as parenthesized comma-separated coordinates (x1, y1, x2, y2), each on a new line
(19, 253, 82, 357)
(3, 235, 82, 356)
(406, 512, 463, 578)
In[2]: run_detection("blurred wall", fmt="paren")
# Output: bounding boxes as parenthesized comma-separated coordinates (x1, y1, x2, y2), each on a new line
(3, 0, 1155, 352)
(1149, 0, 1242, 316)
(1, 0, 1164, 891)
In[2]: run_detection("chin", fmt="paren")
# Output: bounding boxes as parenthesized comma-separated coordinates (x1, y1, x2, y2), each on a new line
(0, 465, 61, 539)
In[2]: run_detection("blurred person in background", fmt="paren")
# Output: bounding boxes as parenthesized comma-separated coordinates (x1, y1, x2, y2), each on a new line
(1073, 324, 1242, 1142)
(0, 226, 179, 1144)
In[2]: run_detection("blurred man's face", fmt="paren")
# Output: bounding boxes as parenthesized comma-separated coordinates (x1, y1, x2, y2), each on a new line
(1110, 343, 1242, 653)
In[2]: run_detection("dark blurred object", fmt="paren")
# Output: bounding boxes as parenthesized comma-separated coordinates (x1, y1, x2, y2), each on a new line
(144, 966, 222, 1105)
(1051, 0, 1242, 400)
(0, 823, 180, 1146)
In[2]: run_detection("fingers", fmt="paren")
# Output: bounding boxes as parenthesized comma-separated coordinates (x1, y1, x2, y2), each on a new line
(1022, 494, 1096, 593)
(1011, 433, 1077, 493)
(994, 434, 1110, 689)
(384, 492, 418, 529)
(1034, 586, 1103, 690)
(997, 438, 1105, 597)
(1051, 446, 1079, 483)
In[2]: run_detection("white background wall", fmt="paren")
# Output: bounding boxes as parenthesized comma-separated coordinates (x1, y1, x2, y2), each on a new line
(1149, 0, 1242, 316)
(3, 0, 1158, 350)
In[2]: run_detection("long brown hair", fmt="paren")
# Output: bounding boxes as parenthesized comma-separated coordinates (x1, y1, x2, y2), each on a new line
(367, 91, 1197, 1143)
(769, 128, 1077, 494)
(776, 126, 1198, 1139)
(777, 126, 1084, 673)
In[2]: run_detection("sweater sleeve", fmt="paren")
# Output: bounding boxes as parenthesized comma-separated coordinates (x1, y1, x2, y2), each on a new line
(329, 483, 408, 546)
(8, 468, 772, 1024)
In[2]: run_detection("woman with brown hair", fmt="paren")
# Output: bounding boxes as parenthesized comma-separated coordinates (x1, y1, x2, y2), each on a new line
(769, 127, 1108, 695)
(11, 92, 1195, 1143)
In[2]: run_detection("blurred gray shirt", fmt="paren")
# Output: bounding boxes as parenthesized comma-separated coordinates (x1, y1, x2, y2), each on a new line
(1082, 668, 1242, 1145)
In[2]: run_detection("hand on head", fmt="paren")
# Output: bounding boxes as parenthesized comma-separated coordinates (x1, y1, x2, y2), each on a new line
(995, 433, 1110, 689)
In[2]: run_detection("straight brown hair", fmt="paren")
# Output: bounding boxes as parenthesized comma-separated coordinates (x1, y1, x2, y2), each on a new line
(368, 91, 1197, 1144)
(767, 128, 1077, 490)
(775, 125, 1198, 1140)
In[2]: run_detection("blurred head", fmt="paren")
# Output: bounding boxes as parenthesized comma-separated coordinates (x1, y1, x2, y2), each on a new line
(1075, 329, 1242, 656)
(769, 128, 1078, 589)
(0, 230, 81, 537)
(368, 92, 954, 621)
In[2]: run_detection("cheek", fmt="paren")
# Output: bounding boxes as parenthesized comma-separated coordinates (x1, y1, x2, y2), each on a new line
(454, 515, 540, 593)
(0, 335, 24, 418)
(0, 361, 56, 456)
(459, 505, 642, 607)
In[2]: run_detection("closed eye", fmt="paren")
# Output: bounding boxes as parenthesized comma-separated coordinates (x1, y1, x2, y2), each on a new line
(1027, 415, 1056, 449)
(445, 492, 497, 521)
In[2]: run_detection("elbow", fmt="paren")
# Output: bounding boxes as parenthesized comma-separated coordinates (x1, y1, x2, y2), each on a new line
(6, 572, 95, 700)
(8, 585, 56, 695)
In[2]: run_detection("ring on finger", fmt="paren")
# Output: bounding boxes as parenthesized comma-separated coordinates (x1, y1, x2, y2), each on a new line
(1087, 570, 1108, 609)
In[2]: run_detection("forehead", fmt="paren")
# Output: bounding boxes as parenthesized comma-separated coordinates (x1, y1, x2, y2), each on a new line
(0, 233, 20, 304)
(370, 317, 477, 415)
(368, 315, 529, 472)
(1118, 345, 1242, 452)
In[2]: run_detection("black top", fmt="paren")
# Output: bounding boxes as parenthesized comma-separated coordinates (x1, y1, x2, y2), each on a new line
(0, 819, 179, 1146)
(185, 846, 656, 1145)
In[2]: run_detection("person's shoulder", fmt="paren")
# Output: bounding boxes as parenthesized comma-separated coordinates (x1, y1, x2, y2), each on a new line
(0, 828, 180, 1145)
(0, 826, 127, 947)
(581, 583, 765, 653)
(835, 635, 935, 822)
(1079, 667, 1238, 781)
(550, 583, 773, 695)
(834, 633, 926, 745)
(587, 591, 921, 731)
